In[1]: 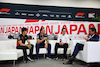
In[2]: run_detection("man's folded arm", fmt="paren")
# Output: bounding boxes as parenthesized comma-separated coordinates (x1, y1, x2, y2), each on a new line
(18, 40, 28, 46)
(88, 35, 99, 41)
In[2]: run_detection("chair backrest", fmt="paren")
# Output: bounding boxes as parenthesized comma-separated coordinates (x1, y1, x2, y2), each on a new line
(9, 39, 17, 49)
(0, 40, 12, 51)
(0, 39, 17, 51)
(25, 40, 36, 46)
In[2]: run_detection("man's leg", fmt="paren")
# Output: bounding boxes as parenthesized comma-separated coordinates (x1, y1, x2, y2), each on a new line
(47, 43, 51, 57)
(17, 46, 28, 61)
(63, 44, 68, 59)
(55, 43, 59, 57)
(29, 44, 34, 59)
(63, 43, 83, 64)
(36, 43, 40, 59)
(72, 43, 81, 57)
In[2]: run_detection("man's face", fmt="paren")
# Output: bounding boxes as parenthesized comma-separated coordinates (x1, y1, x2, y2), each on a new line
(89, 29, 95, 35)
(62, 29, 66, 34)
(41, 29, 45, 34)
(23, 31, 27, 35)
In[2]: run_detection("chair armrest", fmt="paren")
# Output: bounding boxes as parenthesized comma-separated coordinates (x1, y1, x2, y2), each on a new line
(83, 41, 100, 62)
(69, 40, 79, 54)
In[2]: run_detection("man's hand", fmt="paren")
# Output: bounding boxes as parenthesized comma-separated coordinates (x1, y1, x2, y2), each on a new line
(37, 37, 47, 44)
(26, 45, 31, 49)
(61, 42, 66, 45)
(59, 42, 64, 45)
(84, 37, 89, 41)
(27, 39, 31, 45)
(43, 37, 47, 40)
(59, 42, 61, 45)
(44, 43, 48, 48)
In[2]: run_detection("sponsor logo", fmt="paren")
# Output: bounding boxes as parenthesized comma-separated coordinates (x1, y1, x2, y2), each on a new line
(56, 15, 60, 18)
(36, 13, 40, 17)
(88, 13, 97, 18)
(50, 15, 54, 17)
(68, 15, 72, 18)
(15, 12, 20, 15)
(21, 13, 27, 16)
(42, 14, 48, 17)
(61, 15, 66, 18)
(75, 13, 85, 18)
(28, 14, 34, 16)
(0, 8, 10, 15)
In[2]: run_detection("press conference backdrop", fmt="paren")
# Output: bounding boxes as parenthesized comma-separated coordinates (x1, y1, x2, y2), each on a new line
(0, 3, 100, 40)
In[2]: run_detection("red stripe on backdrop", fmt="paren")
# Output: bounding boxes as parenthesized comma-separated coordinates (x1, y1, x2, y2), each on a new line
(25, 19, 39, 23)
(41, 20, 45, 21)
(25, 19, 45, 23)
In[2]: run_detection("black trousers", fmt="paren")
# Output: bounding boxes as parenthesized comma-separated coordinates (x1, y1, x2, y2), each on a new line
(55, 43, 68, 58)
(16, 44, 34, 61)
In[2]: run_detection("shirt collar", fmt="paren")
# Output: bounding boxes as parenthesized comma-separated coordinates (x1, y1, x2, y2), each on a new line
(91, 34, 95, 37)
(40, 33, 44, 37)
(62, 34, 66, 36)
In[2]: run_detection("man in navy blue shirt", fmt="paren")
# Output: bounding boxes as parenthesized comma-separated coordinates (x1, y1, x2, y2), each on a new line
(63, 27, 99, 64)
(36, 27, 51, 59)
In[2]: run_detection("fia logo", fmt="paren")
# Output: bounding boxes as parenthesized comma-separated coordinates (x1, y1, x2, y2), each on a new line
(88, 13, 97, 18)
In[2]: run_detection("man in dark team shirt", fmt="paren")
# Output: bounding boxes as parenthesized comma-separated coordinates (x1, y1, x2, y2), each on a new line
(16, 28, 34, 63)
(63, 27, 99, 64)
(36, 27, 51, 60)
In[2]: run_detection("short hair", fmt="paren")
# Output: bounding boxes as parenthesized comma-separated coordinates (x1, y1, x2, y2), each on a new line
(62, 28, 66, 31)
(40, 27, 44, 31)
(90, 27, 96, 33)
(21, 28, 27, 32)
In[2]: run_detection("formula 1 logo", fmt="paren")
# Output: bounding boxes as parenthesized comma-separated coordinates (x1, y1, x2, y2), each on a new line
(75, 13, 85, 18)
(0, 8, 10, 15)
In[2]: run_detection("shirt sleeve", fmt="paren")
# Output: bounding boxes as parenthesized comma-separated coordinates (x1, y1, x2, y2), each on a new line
(88, 35, 99, 41)
(36, 34, 40, 39)
(66, 35, 69, 44)
(57, 35, 60, 42)
(17, 35, 22, 41)
(26, 35, 29, 40)
(47, 34, 49, 39)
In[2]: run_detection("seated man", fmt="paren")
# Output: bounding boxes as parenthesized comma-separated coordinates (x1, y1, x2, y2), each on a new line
(54, 28, 69, 60)
(36, 27, 51, 60)
(63, 27, 99, 64)
(16, 28, 34, 63)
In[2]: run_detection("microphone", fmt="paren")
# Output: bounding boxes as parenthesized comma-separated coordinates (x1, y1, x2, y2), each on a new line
(60, 39, 62, 42)
(44, 34, 48, 37)
(87, 34, 90, 38)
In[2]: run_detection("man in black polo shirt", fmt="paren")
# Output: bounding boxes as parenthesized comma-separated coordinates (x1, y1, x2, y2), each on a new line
(36, 27, 51, 60)
(16, 28, 34, 63)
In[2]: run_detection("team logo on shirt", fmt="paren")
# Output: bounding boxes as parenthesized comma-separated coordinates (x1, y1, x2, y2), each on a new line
(25, 37, 27, 39)
(40, 37, 42, 39)
(18, 36, 21, 40)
